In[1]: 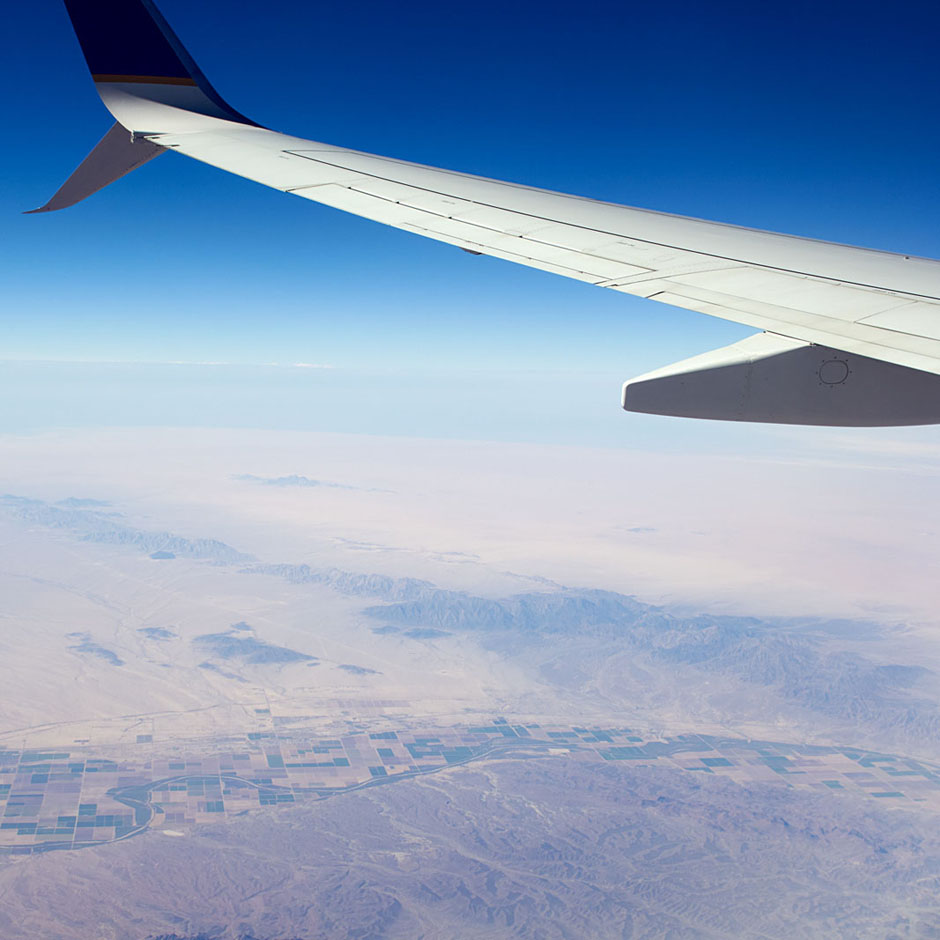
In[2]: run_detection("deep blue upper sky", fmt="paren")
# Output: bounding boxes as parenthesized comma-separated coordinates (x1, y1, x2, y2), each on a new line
(2, 0, 939, 441)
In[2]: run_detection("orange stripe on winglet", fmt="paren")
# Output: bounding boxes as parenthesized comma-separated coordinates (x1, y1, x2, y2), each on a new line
(92, 74, 197, 86)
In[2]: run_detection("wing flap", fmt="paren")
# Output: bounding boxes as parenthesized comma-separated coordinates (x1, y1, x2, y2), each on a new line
(858, 303, 940, 340)
(285, 147, 940, 296)
(673, 267, 914, 322)
(633, 285, 940, 375)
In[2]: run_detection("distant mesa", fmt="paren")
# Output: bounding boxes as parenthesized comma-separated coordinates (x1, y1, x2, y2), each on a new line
(372, 625, 400, 635)
(138, 627, 177, 640)
(338, 664, 381, 676)
(197, 661, 248, 683)
(193, 632, 315, 665)
(68, 634, 124, 666)
(230, 621, 252, 632)
(150, 551, 176, 560)
(234, 473, 390, 493)
(234, 473, 356, 490)
(404, 628, 450, 640)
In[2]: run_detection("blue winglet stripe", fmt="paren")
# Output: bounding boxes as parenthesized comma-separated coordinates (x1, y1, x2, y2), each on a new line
(62, 0, 257, 126)
(64, 0, 190, 80)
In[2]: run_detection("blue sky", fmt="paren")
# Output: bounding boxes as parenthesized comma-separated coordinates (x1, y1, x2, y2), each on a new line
(2, 0, 940, 443)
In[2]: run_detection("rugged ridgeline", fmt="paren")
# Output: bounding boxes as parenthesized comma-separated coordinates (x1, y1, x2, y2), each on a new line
(249, 566, 940, 746)
(1, 496, 252, 564)
(372, 588, 939, 741)
(4, 495, 938, 748)
(243, 562, 437, 602)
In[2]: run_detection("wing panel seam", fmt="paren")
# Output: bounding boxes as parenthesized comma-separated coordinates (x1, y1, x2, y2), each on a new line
(283, 151, 940, 305)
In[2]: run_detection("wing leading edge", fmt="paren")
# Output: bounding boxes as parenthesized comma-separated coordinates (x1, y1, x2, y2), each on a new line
(38, 0, 940, 426)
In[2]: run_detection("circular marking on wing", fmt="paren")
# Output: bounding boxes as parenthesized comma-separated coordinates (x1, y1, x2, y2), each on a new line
(818, 359, 850, 385)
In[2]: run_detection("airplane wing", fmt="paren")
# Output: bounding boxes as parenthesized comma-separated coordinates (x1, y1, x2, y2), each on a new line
(37, 0, 940, 426)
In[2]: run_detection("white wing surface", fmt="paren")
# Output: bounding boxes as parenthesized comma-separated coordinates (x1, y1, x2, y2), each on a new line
(40, 0, 940, 426)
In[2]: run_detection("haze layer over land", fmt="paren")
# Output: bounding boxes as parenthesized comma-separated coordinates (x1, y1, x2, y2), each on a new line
(0, 425, 937, 939)
(2, 424, 937, 624)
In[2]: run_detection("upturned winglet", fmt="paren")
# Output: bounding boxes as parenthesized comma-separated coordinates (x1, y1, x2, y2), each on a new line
(26, 123, 164, 214)
(29, 0, 257, 212)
